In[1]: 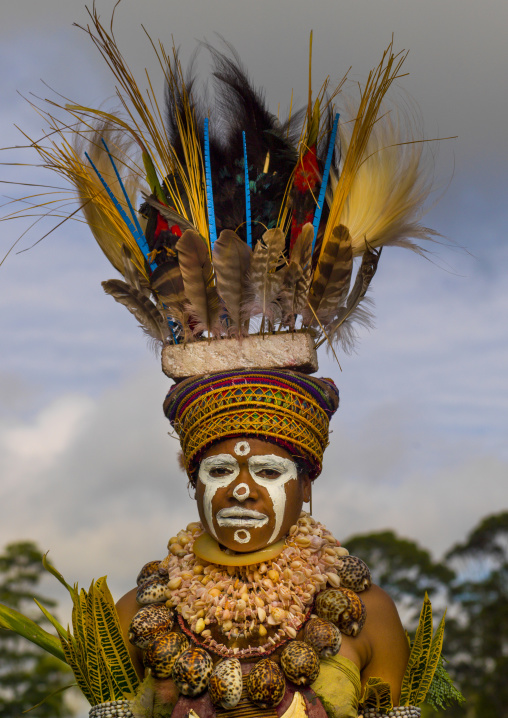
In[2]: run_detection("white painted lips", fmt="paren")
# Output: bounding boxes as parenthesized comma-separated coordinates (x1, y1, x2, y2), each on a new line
(216, 507, 269, 528)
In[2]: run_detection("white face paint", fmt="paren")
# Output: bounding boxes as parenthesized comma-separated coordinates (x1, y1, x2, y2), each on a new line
(232, 482, 250, 501)
(216, 507, 269, 528)
(234, 529, 251, 543)
(197, 452, 298, 546)
(234, 440, 251, 456)
(247, 455, 298, 543)
(198, 454, 239, 540)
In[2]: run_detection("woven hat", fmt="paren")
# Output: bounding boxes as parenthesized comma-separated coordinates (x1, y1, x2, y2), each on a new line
(164, 369, 339, 479)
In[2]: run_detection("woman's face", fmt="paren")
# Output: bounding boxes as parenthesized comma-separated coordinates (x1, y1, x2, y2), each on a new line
(195, 437, 311, 552)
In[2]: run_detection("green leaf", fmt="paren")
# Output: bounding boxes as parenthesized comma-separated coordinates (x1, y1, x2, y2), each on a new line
(22, 682, 77, 714)
(400, 594, 448, 706)
(414, 610, 446, 704)
(94, 581, 140, 696)
(400, 592, 433, 705)
(15, 559, 139, 706)
(42, 553, 75, 599)
(58, 632, 95, 705)
(425, 657, 466, 710)
(33, 599, 68, 640)
(84, 584, 104, 702)
(360, 677, 393, 712)
(70, 587, 88, 667)
(0, 602, 67, 663)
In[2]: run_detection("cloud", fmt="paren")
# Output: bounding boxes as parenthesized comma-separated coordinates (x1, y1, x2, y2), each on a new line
(2, 393, 93, 468)
(314, 407, 508, 557)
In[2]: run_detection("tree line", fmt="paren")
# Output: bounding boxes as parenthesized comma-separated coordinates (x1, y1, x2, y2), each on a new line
(346, 511, 508, 717)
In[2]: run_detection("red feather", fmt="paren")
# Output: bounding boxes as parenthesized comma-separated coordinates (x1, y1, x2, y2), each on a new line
(293, 145, 319, 193)
(290, 145, 320, 251)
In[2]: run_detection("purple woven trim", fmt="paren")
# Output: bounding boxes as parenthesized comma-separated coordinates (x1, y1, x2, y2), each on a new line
(165, 369, 339, 423)
(176, 375, 315, 417)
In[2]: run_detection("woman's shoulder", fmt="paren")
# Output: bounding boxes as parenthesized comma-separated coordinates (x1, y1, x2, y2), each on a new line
(338, 583, 409, 703)
(116, 587, 139, 619)
(116, 587, 144, 676)
(362, 583, 401, 625)
(359, 584, 409, 701)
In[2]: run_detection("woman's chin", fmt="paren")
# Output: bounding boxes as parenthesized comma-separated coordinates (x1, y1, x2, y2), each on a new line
(211, 524, 277, 553)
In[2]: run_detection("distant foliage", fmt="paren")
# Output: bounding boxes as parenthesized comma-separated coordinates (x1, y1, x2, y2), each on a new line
(346, 511, 508, 717)
(444, 512, 508, 717)
(0, 541, 73, 718)
(426, 659, 465, 711)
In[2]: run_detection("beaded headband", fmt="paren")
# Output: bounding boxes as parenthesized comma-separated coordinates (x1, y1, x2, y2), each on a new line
(164, 370, 339, 479)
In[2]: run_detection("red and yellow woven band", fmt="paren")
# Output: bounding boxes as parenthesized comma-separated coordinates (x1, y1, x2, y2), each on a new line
(164, 369, 339, 479)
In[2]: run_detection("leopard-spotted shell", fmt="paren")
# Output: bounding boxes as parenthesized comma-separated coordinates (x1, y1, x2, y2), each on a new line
(315, 587, 366, 636)
(172, 645, 213, 697)
(280, 640, 320, 685)
(247, 658, 286, 708)
(128, 604, 174, 649)
(136, 577, 169, 605)
(336, 555, 371, 592)
(136, 560, 162, 586)
(303, 617, 342, 658)
(144, 631, 189, 678)
(208, 658, 243, 709)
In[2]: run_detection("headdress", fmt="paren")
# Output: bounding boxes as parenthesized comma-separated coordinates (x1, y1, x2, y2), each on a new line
(13, 11, 437, 476)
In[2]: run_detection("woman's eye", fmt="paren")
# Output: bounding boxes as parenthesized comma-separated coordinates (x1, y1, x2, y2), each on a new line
(255, 469, 282, 479)
(209, 467, 234, 478)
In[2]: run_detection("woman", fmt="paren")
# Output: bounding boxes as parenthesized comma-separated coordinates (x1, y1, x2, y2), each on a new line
(116, 370, 411, 717)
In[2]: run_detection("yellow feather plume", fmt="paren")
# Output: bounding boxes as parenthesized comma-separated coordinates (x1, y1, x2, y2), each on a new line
(72, 123, 149, 278)
(332, 102, 436, 257)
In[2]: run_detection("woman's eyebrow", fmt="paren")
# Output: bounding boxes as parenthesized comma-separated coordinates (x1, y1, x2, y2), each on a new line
(201, 454, 239, 466)
(248, 456, 295, 467)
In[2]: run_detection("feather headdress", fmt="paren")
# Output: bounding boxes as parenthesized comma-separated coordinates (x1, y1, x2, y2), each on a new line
(6, 9, 441, 363)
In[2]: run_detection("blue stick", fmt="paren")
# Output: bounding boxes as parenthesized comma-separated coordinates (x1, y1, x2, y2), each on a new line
(101, 139, 146, 243)
(204, 118, 217, 250)
(85, 151, 156, 271)
(242, 131, 252, 247)
(312, 113, 340, 254)
(161, 305, 179, 345)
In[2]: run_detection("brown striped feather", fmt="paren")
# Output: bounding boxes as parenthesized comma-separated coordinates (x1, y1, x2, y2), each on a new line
(245, 228, 286, 324)
(150, 259, 190, 337)
(324, 246, 381, 350)
(213, 230, 252, 335)
(289, 223, 313, 272)
(176, 229, 220, 334)
(305, 224, 353, 323)
(101, 279, 169, 342)
(279, 262, 309, 330)
(120, 244, 150, 296)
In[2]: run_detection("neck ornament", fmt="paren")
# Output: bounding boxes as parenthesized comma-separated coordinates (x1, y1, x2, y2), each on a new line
(160, 513, 348, 658)
(193, 533, 286, 567)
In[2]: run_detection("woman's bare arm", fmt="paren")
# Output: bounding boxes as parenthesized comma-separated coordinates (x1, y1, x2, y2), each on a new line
(116, 587, 145, 678)
(339, 584, 410, 703)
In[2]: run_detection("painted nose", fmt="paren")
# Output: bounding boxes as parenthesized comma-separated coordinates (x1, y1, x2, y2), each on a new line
(232, 482, 250, 501)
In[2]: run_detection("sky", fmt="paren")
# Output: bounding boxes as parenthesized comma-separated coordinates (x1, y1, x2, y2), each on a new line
(1, 0, 507, 630)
